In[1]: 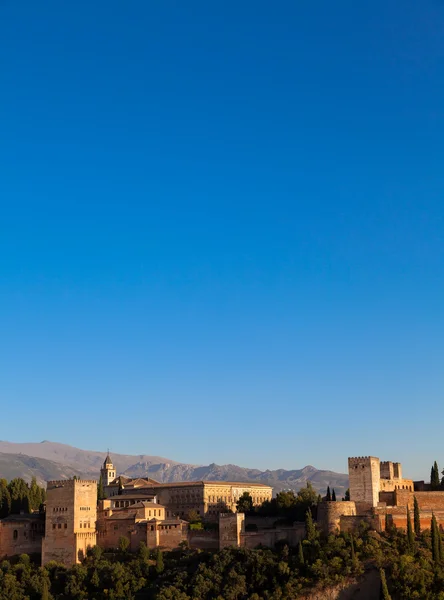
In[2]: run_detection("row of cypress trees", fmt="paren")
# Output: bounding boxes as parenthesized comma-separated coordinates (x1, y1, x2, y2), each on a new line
(325, 486, 337, 501)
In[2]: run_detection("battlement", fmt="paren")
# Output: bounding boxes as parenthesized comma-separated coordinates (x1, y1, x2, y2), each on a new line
(348, 456, 379, 463)
(47, 479, 98, 489)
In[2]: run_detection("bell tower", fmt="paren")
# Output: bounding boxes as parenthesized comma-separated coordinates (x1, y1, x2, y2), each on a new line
(101, 452, 116, 487)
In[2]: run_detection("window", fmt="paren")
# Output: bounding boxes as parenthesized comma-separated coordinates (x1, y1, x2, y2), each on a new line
(13, 530, 18, 539)
(58, 524, 61, 529)
(53, 524, 56, 530)
(64, 523, 67, 529)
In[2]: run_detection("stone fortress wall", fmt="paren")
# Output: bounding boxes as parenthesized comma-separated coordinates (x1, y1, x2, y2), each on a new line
(318, 456, 440, 535)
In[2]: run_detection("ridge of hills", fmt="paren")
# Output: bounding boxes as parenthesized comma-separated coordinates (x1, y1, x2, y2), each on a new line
(0, 441, 349, 496)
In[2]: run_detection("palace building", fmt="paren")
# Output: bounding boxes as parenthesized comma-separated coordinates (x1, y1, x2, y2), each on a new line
(101, 455, 273, 520)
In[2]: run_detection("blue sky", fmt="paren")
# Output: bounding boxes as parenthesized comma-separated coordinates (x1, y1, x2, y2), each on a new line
(1, 0, 443, 479)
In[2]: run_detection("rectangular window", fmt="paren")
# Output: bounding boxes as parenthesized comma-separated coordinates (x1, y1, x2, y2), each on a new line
(58, 524, 61, 529)
(64, 523, 67, 529)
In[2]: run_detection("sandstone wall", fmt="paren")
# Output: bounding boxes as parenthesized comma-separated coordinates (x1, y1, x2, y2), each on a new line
(317, 502, 357, 535)
(0, 517, 44, 559)
(241, 523, 305, 549)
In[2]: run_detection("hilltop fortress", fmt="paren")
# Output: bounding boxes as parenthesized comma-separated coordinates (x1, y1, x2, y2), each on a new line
(1, 454, 444, 566)
(318, 456, 444, 534)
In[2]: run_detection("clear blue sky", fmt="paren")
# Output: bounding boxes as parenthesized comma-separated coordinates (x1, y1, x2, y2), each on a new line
(1, 0, 443, 479)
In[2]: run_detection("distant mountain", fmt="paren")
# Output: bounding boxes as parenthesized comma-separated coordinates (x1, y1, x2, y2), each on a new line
(0, 441, 349, 496)
(0, 452, 84, 486)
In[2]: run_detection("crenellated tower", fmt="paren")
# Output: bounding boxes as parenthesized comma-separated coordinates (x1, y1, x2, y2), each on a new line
(348, 456, 380, 511)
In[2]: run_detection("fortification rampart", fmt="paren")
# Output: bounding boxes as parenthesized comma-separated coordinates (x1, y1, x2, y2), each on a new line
(317, 502, 357, 534)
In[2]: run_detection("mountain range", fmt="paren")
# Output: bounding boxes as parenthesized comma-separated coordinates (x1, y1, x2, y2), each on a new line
(0, 441, 349, 496)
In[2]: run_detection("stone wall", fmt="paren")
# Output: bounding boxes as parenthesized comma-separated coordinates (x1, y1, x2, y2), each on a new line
(395, 490, 444, 511)
(242, 523, 305, 549)
(0, 515, 44, 559)
(219, 513, 245, 549)
(188, 530, 219, 550)
(317, 502, 357, 535)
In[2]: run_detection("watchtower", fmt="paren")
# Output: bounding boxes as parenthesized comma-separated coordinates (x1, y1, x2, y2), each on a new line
(42, 479, 97, 567)
(348, 456, 380, 510)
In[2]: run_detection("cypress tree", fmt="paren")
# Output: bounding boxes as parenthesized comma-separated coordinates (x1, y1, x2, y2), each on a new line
(156, 548, 164, 574)
(41, 579, 50, 600)
(332, 488, 336, 502)
(413, 496, 421, 536)
(23, 495, 31, 514)
(97, 474, 105, 502)
(326, 486, 331, 502)
(305, 508, 317, 542)
(406, 507, 415, 552)
(0, 482, 11, 518)
(385, 512, 390, 533)
(297, 541, 304, 565)
(439, 522, 444, 562)
(344, 488, 350, 501)
(431, 514, 440, 563)
(380, 568, 392, 600)
(350, 534, 356, 563)
(431, 462, 440, 490)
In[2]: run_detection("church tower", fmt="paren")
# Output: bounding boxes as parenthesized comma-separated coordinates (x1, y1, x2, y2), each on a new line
(101, 453, 116, 487)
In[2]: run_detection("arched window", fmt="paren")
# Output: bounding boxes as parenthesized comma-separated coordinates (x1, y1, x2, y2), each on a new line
(13, 530, 18, 540)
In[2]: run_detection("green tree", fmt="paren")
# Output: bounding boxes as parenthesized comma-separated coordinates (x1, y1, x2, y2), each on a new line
(431, 514, 440, 563)
(97, 474, 105, 502)
(326, 486, 331, 502)
(187, 509, 201, 523)
(275, 491, 297, 510)
(8, 478, 30, 514)
(236, 492, 253, 514)
(406, 507, 415, 553)
(297, 541, 304, 565)
(29, 476, 42, 511)
(0, 480, 11, 518)
(413, 496, 420, 536)
(138, 541, 150, 561)
(118, 535, 130, 554)
(156, 548, 164, 574)
(332, 488, 336, 502)
(344, 488, 350, 501)
(305, 508, 317, 542)
(431, 462, 440, 490)
(380, 568, 392, 600)
(41, 578, 50, 600)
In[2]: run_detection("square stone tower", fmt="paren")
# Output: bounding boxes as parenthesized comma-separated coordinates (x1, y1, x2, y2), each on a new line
(348, 456, 380, 511)
(219, 513, 245, 549)
(42, 479, 97, 567)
